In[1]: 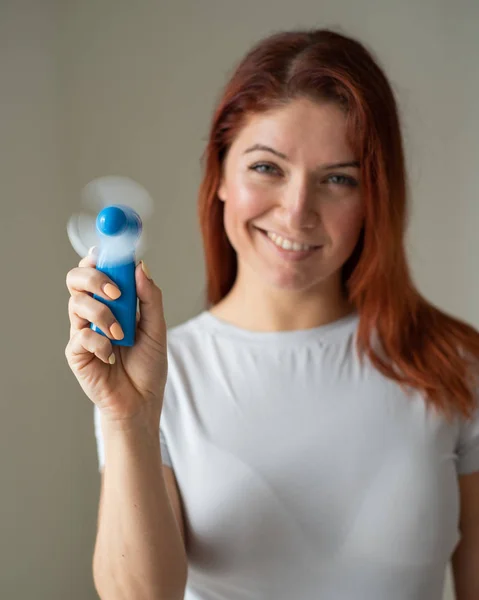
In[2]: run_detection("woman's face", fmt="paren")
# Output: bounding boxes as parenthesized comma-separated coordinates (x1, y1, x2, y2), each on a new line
(218, 96, 365, 294)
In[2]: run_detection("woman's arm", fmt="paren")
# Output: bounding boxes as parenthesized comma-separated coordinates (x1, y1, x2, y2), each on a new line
(451, 471, 479, 600)
(93, 412, 188, 600)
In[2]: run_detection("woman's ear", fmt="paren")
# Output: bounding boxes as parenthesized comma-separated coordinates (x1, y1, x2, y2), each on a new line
(218, 179, 227, 202)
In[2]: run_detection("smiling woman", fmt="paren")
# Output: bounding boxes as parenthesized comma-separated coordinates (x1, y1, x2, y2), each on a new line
(190, 27, 479, 600)
(87, 26, 479, 600)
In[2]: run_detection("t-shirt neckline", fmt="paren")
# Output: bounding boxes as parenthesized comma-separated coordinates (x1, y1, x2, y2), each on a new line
(196, 308, 360, 346)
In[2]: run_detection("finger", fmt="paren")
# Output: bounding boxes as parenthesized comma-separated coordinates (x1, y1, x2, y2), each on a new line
(66, 328, 115, 366)
(135, 261, 166, 344)
(68, 295, 90, 335)
(66, 266, 122, 301)
(69, 294, 124, 340)
(78, 255, 95, 268)
(78, 246, 99, 266)
(78, 246, 99, 268)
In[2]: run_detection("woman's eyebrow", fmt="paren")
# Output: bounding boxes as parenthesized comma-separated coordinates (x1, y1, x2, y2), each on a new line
(244, 144, 289, 160)
(243, 144, 360, 170)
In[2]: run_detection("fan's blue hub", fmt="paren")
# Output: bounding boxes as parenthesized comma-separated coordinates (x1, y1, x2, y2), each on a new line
(96, 205, 142, 238)
(97, 206, 128, 236)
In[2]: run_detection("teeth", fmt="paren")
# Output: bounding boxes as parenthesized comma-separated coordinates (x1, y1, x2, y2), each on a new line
(266, 231, 314, 251)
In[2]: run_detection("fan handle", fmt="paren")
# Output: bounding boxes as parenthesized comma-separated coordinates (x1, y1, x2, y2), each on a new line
(91, 258, 137, 347)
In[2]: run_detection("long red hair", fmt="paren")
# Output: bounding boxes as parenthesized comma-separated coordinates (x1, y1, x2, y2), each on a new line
(198, 28, 479, 421)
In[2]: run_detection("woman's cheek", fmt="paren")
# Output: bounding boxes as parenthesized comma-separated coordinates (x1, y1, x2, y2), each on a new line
(222, 187, 259, 247)
(230, 178, 273, 219)
(324, 197, 364, 233)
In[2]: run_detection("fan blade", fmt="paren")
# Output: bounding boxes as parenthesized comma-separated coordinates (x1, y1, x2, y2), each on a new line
(95, 229, 144, 266)
(81, 176, 154, 220)
(135, 228, 147, 260)
(67, 213, 99, 258)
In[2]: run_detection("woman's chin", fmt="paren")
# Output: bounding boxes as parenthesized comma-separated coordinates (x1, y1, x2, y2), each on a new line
(261, 269, 322, 293)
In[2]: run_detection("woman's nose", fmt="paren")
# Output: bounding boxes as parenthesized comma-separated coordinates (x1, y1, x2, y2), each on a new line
(281, 180, 319, 230)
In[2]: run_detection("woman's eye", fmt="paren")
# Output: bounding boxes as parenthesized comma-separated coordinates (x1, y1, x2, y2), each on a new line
(327, 174, 358, 187)
(249, 163, 280, 176)
(248, 165, 357, 187)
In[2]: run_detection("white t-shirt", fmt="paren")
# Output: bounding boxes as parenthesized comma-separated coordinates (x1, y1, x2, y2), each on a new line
(94, 309, 479, 600)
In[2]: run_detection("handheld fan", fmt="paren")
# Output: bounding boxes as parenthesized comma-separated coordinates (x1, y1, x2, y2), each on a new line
(67, 176, 154, 347)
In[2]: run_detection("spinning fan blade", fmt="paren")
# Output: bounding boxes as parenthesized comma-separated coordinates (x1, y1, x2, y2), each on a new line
(67, 212, 99, 258)
(81, 176, 154, 220)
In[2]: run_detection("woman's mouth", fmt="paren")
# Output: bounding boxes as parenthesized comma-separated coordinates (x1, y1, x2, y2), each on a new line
(255, 227, 322, 261)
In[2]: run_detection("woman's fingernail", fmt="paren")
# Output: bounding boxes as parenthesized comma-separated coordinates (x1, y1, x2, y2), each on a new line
(103, 283, 121, 300)
(108, 353, 116, 365)
(110, 322, 124, 340)
(141, 260, 152, 280)
(88, 246, 98, 256)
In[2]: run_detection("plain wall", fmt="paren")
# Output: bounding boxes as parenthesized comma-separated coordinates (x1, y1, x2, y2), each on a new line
(1, 0, 478, 598)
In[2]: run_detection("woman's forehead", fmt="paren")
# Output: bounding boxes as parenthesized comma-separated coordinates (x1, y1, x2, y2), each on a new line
(229, 100, 352, 161)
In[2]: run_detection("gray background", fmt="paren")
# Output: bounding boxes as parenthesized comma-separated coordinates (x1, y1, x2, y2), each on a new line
(1, 0, 477, 598)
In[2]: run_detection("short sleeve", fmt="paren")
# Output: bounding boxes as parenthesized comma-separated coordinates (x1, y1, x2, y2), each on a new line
(93, 404, 105, 472)
(456, 400, 479, 475)
(94, 404, 173, 471)
(160, 423, 173, 468)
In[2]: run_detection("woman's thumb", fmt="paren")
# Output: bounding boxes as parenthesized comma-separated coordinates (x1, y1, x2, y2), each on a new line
(135, 261, 165, 342)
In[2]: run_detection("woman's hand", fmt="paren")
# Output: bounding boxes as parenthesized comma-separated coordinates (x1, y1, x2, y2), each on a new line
(65, 250, 168, 429)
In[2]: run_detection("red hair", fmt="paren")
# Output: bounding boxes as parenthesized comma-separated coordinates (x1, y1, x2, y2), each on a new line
(198, 28, 479, 421)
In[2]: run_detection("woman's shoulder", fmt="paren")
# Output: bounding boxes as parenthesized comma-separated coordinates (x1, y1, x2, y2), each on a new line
(166, 310, 210, 352)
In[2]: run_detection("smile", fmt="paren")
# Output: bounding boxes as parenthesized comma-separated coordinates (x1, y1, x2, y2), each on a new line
(255, 227, 322, 261)
(262, 229, 319, 252)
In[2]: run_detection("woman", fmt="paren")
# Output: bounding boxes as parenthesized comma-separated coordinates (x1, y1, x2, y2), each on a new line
(65, 28, 479, 600)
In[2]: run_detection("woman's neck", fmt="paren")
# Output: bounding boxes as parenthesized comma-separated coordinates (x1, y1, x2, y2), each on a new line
(209, 278, 355, 333)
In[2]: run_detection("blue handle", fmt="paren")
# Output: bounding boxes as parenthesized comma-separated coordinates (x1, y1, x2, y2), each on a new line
(91, 259, 137, 347)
